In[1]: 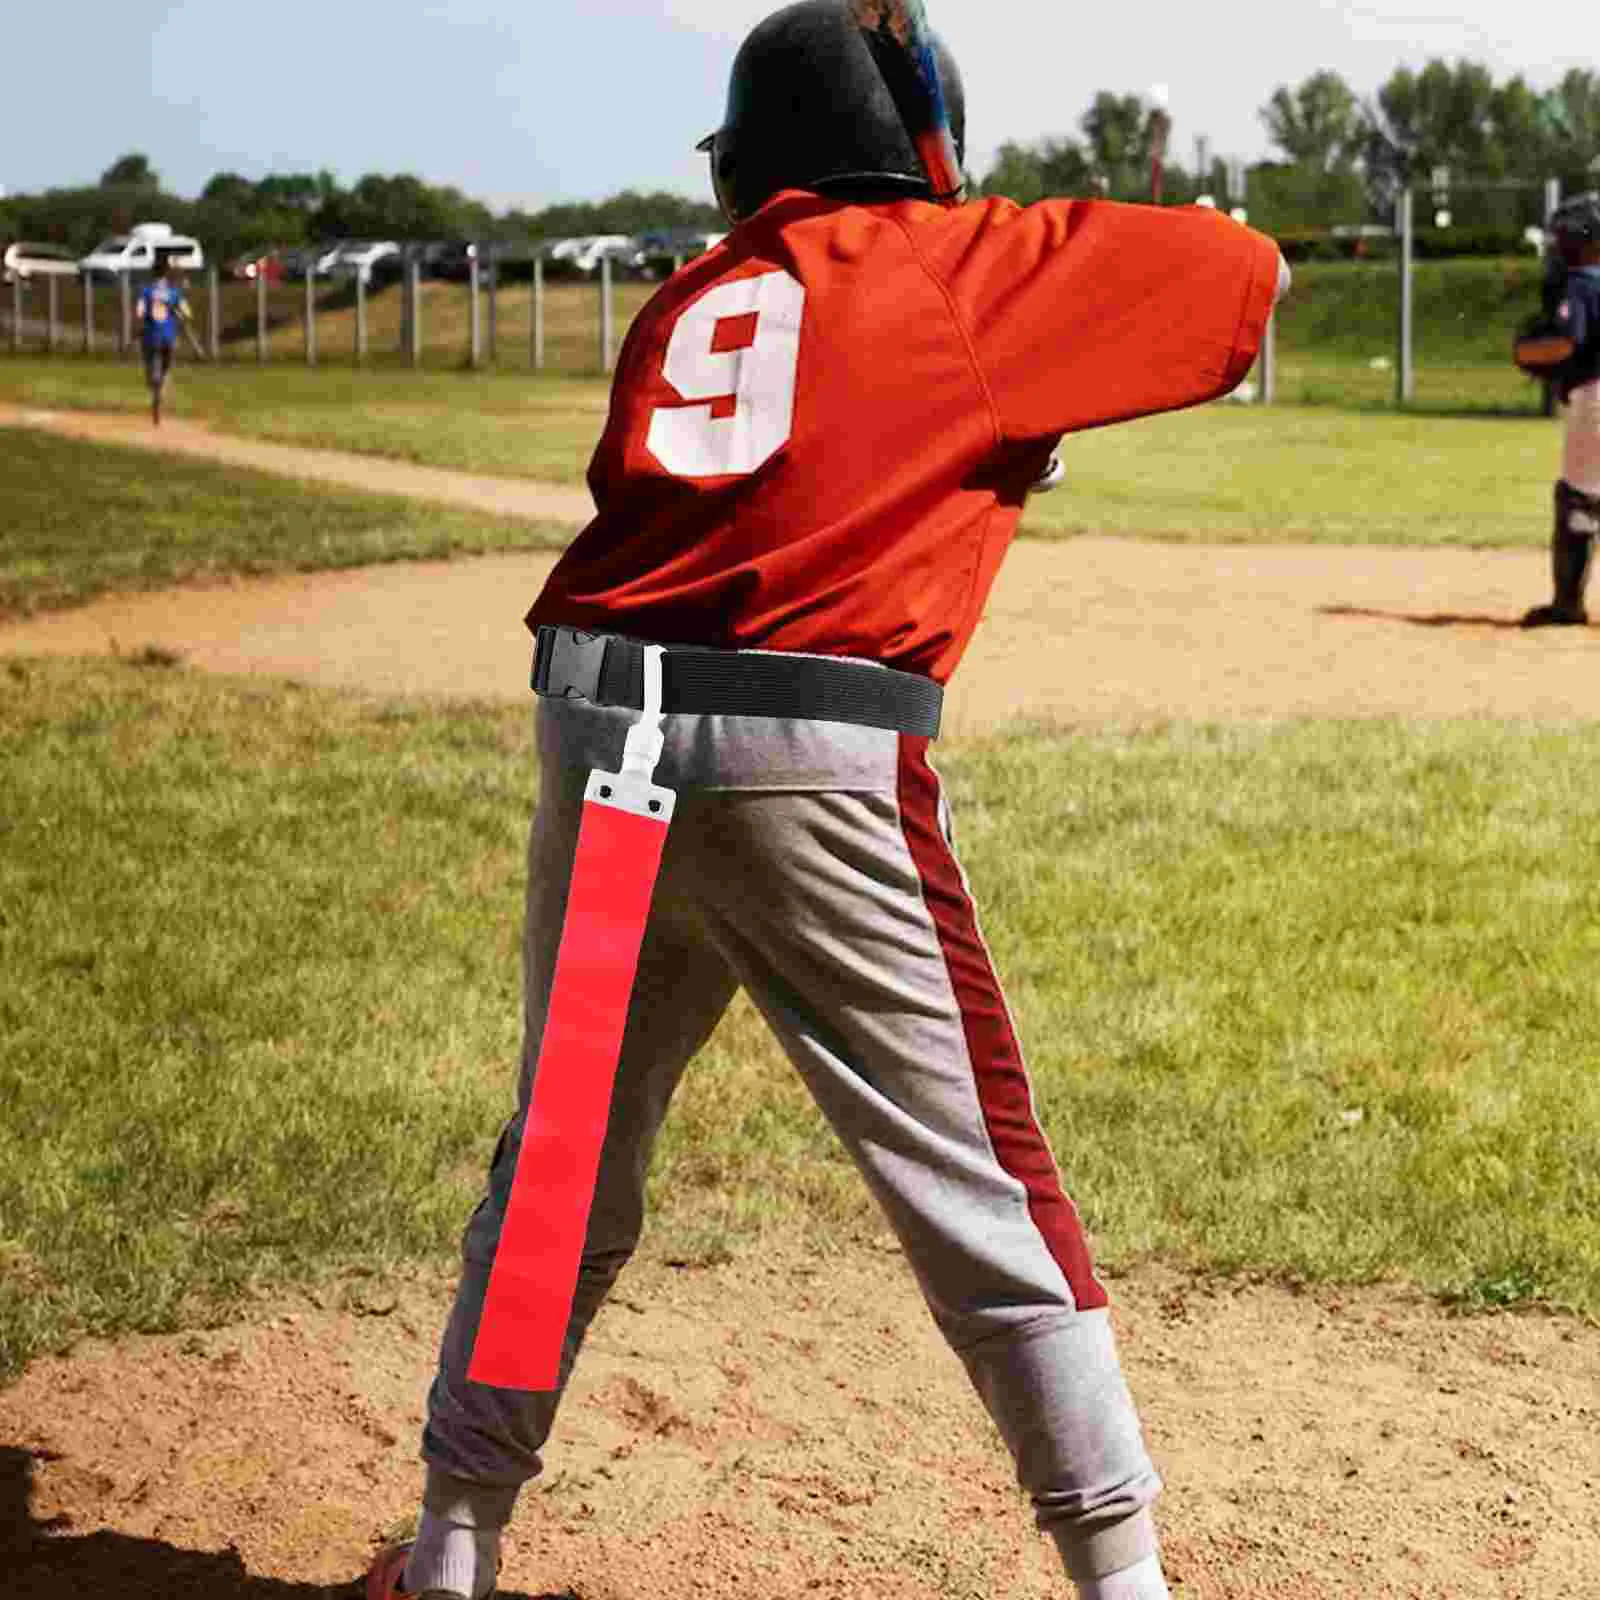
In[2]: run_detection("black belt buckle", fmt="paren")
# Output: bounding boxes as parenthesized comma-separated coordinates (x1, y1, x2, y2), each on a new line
(533, 626, 610, 704)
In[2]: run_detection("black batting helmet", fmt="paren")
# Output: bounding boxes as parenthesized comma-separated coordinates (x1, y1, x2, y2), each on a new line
(1549, 191, 1600, 264)
(697, 0, 966, 223)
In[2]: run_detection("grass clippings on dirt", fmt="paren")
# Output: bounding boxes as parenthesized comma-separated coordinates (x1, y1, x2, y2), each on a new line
(0, 424, 572, 618)
(3, 658, 1598, 1380)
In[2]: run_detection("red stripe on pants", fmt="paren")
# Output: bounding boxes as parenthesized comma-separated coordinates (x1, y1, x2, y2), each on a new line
(896, 735, 1108, 1312)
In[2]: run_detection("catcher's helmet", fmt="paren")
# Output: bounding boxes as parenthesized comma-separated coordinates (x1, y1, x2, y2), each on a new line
(697, 0, 966, 223)
(1549, 191, 1600, 264)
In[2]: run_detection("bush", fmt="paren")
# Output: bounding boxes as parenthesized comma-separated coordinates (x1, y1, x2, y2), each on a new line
(1273, 224, 1540, 264)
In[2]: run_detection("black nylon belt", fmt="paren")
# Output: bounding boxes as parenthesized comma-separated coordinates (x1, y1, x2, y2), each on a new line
(531, 624, 942, 738)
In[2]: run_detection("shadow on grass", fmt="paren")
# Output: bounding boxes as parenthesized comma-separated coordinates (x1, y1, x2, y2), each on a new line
(1319, 604, 1531, 631)
(0, 1446, 562, 1600)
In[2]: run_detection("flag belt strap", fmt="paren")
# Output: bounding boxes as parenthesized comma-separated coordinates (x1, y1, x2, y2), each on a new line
(532, 624, 943, 739)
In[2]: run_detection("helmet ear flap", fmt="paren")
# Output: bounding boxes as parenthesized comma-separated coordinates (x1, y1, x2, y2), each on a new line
(699, 130, 743, 224)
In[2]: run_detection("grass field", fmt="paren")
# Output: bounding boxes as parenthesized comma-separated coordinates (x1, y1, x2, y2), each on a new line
(3, 658, 1596, 1380)
(2, 266, 1595, 1384)
(0, 427, 570, 619)
(0, 359, 1567, 547)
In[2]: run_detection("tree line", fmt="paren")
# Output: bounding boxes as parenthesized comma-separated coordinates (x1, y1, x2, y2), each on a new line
(984, 63, 1600, 235)
(0, 154, 724, 268)
(2, 61, 1596, 266)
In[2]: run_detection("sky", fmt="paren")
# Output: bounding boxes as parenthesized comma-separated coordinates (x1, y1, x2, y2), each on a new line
(2, 0, 1593, 210)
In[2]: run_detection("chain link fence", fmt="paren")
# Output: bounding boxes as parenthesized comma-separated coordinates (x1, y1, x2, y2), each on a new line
(1, 243, 686, 375)
(1239, 173, 1588, 414)
(6, 189, 1591, 415)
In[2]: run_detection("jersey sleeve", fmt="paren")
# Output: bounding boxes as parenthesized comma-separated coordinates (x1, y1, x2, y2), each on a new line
(923, 198, 1282, 441)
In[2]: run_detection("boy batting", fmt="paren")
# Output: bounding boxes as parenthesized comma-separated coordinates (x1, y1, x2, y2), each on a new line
(362, 4, 1289, 1598)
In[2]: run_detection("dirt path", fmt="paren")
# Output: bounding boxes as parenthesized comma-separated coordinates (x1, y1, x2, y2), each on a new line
(5, 1244, 1596, 1600)
(2, 537, 1595, 734)
(0, 403, 596, 524)
(4, 410, 1598, 1598)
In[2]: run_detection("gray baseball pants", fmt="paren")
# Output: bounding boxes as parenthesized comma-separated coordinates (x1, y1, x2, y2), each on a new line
(419, 696, 1162, 1583)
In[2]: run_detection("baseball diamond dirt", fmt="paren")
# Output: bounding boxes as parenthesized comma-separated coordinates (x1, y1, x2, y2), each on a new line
(1, 413, 1597, 1600)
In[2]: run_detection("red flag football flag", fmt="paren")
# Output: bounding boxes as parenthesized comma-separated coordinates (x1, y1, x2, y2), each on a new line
(470, 647, 676, 1391)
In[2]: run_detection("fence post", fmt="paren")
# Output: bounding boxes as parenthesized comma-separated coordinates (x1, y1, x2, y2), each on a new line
(599, 253, 614, 372)
(532, 255, 545, 370)
(82, 271, 94, 353)
(257, 268, 268, 363)
(304, 266, 317, 366)
(1395, 187, 1414, 407)
(207, 266, 220, 360)
(1260, 308, 1276, 405)
(120, 271, 133, 354)
(356, 272, 367, 366)
(47, 275, 60, 351)
(469, 250, 482, 369)
(1544, 176, 1562, 221)
(487, 249, 498, 364)
(8, 275, 19, 354)
(408, 260, 422, 367)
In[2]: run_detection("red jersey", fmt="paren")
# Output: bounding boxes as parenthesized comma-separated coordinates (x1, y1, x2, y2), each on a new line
(527, 190, 1280, 684)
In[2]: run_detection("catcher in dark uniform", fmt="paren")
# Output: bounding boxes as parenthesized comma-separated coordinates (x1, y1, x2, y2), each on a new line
(1513, 191, 1600, 627)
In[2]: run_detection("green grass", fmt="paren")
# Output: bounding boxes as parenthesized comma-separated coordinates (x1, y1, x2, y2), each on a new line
(0, 360, 610, 484)
(1024, 405, 1559, 545)
(3, 660, 1597, 1377)
(0, 356, 1570, 546)
(0, 427, 571, 618)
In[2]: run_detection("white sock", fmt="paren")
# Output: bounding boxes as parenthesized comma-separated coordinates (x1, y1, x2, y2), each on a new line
(402, 1509, 500, 1599)
(1076, 1551, 1171, 1600)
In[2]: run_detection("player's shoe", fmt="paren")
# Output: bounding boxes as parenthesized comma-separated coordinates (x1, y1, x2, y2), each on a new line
(364, 1540, 491, 1600)
(1520, 601, 1588, 627)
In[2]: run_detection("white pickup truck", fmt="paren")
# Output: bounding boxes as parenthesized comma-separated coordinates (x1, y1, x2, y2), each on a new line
(80, 222, 205, 275)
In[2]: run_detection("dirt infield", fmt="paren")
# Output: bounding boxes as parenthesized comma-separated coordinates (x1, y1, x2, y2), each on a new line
(3, 413, 1598, 1599)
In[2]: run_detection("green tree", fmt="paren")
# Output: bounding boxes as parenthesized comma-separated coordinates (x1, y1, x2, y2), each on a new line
(256, 171, 339, 213)
(1260, 71, 1362, 170)
(513, 190, 722, 242)
(1081, 91, 1151, 196)
(1363, 60, 1497, 205)
(99, 153, 159, 189)
(199, 172, 258, 208)
(1539, 70, 1600, 182)
(1244, 161, 1372, 232)
(979, 138, 1095, 203)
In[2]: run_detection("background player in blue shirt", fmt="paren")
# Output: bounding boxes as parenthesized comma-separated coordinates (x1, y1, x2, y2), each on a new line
(1514, 192, 1600, 627)
(134, 253, 203, 426)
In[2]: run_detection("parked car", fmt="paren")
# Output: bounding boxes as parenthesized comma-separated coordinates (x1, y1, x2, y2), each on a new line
(544, 234, 635, 278)
(80, 221, 204, 275)
(2, 241, 81, 284)
(226, 248, 287, 283)
(627, 229, 726, 279)
(277, 245, 326, 281)
(317, 239, 403, 286)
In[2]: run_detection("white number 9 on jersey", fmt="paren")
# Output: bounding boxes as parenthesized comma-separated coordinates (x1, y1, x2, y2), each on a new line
(645, 269, 806, 480)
